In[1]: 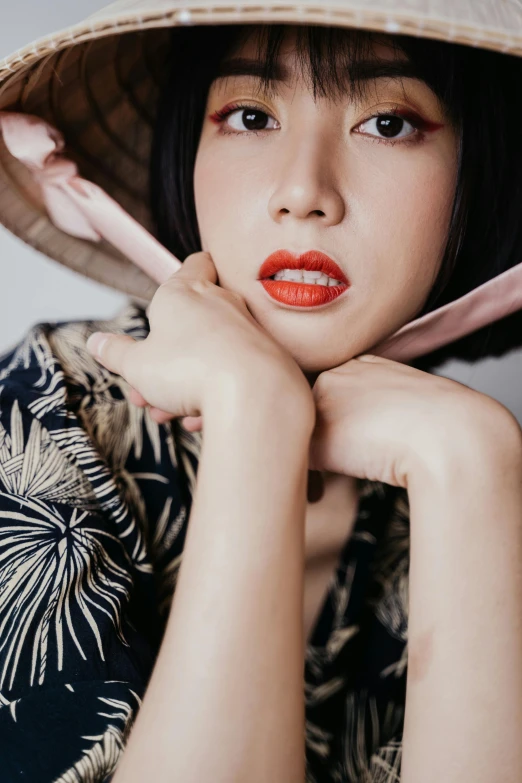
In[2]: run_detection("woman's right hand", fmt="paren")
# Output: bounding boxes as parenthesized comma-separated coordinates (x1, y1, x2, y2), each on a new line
(86, 251, 314, 427)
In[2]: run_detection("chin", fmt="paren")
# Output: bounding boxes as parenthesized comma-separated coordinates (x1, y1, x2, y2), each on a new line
(249, 310, 362, 372)
(290, 348, 355, 374)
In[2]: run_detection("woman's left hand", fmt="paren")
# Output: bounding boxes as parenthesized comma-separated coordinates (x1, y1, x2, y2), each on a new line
(128, 353, 513, 489)
(308, 353, 513, 488)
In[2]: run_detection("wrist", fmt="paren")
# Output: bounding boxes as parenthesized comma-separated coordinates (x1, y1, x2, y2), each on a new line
(203, 368, 315, 442)
(406, 401, 522, 495)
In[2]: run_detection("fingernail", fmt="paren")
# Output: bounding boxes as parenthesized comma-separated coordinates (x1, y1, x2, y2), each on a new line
(86, 332, 109, 358)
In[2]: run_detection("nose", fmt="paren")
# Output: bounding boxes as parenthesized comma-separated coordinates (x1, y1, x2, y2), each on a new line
(267, 130, 346, 226)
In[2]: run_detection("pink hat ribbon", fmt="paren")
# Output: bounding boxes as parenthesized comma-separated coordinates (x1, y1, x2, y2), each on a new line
(0, 111, 181, 286)
(1, 110, 521, 364)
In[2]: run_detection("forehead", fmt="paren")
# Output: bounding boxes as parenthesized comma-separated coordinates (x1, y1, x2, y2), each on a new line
(230, 26, 402, 62)
(213, 25, 418, 100)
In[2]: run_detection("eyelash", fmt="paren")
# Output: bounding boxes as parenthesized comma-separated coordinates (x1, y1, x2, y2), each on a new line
(209, 102, 430, 147)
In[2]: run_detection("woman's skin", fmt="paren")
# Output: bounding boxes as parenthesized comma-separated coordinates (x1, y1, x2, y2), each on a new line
(86, 26, 522, 783)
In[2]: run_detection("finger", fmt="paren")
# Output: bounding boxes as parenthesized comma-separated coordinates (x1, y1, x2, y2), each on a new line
(181, 416, 203, 432)
(86, 332, 137, 376)
(129, 387, 148, 407)
(149, 407, 176, 424)
(355, 353, 414, 371)
(356, 353, 398, 364)
(168, 251, 218, 285)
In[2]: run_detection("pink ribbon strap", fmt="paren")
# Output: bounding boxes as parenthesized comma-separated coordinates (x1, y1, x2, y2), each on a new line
(1, 110, 521, 364)
(0, 111, 181, 285)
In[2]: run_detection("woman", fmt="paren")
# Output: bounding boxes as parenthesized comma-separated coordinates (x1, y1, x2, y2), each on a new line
(0, 4, 521, 782)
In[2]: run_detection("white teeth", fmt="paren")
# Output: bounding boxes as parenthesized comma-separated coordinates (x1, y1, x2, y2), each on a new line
(281, 269, 303, 282)
(272, 268, 342, 285)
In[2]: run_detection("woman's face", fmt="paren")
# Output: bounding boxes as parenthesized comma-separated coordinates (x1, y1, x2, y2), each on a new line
(194, 28, 458, 373)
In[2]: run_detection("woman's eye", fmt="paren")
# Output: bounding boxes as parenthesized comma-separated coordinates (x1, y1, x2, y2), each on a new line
(226, 108, 279, 133)
(356, 114, 416, 140)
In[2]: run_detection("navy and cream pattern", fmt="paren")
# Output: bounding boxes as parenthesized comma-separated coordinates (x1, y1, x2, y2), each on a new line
(0, 303, 410, 782)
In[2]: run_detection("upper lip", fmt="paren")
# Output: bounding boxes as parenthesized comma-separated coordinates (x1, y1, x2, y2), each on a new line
(258, 250, 350, 285)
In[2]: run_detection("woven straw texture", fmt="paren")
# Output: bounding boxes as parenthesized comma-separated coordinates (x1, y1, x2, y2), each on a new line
(0, 0, 520, 302)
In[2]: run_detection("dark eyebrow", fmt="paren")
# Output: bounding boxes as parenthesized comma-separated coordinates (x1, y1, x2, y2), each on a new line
(213, 56, 421, 85)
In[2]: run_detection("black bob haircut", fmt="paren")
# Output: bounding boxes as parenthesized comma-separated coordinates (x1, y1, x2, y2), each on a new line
(149, 24, 522, 374)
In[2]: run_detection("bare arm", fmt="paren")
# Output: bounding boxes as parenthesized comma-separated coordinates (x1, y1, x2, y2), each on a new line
(402, 408, 522, 783)
(112, 374, 315, 783)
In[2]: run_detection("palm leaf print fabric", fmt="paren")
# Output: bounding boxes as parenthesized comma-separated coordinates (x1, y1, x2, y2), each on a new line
(0, 303, 409, 782)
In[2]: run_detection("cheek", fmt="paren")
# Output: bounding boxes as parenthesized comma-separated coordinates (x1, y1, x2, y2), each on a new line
(359, 144, 457, 300)
(335, 142, 457, 355)
(193, 150, 226, 251)
(397, 152, 456, 251)
(194, 143, 267, 256)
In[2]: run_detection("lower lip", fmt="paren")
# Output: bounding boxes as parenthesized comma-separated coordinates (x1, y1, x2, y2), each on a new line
(260, 279, 349, 307)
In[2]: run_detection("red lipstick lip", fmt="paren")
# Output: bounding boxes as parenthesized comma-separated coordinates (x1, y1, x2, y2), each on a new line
(258, 250, 350, 286)
(260, 279, 349, 308)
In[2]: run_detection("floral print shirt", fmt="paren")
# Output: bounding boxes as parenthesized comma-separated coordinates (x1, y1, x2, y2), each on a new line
(0, 303, 410, 783)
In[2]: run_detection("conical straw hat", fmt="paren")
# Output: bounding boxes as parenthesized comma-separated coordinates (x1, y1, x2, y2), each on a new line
(0, 0, 520, 305)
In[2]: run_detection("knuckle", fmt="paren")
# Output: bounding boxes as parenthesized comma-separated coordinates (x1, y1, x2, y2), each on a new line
(155, 277, 192, 303)
(163, 276, 211, 294)
(191, 278, 214, 295)
(160, 275, 185, 292)
(185, 250, 211, 263)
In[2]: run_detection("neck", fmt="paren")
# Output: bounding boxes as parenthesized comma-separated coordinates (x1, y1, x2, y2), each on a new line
(307, 468, 359, 507)
(306, 470, 360, 541)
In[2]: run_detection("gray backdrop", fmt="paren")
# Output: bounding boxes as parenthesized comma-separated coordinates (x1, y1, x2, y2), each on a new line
(2, 0, 521, 426)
